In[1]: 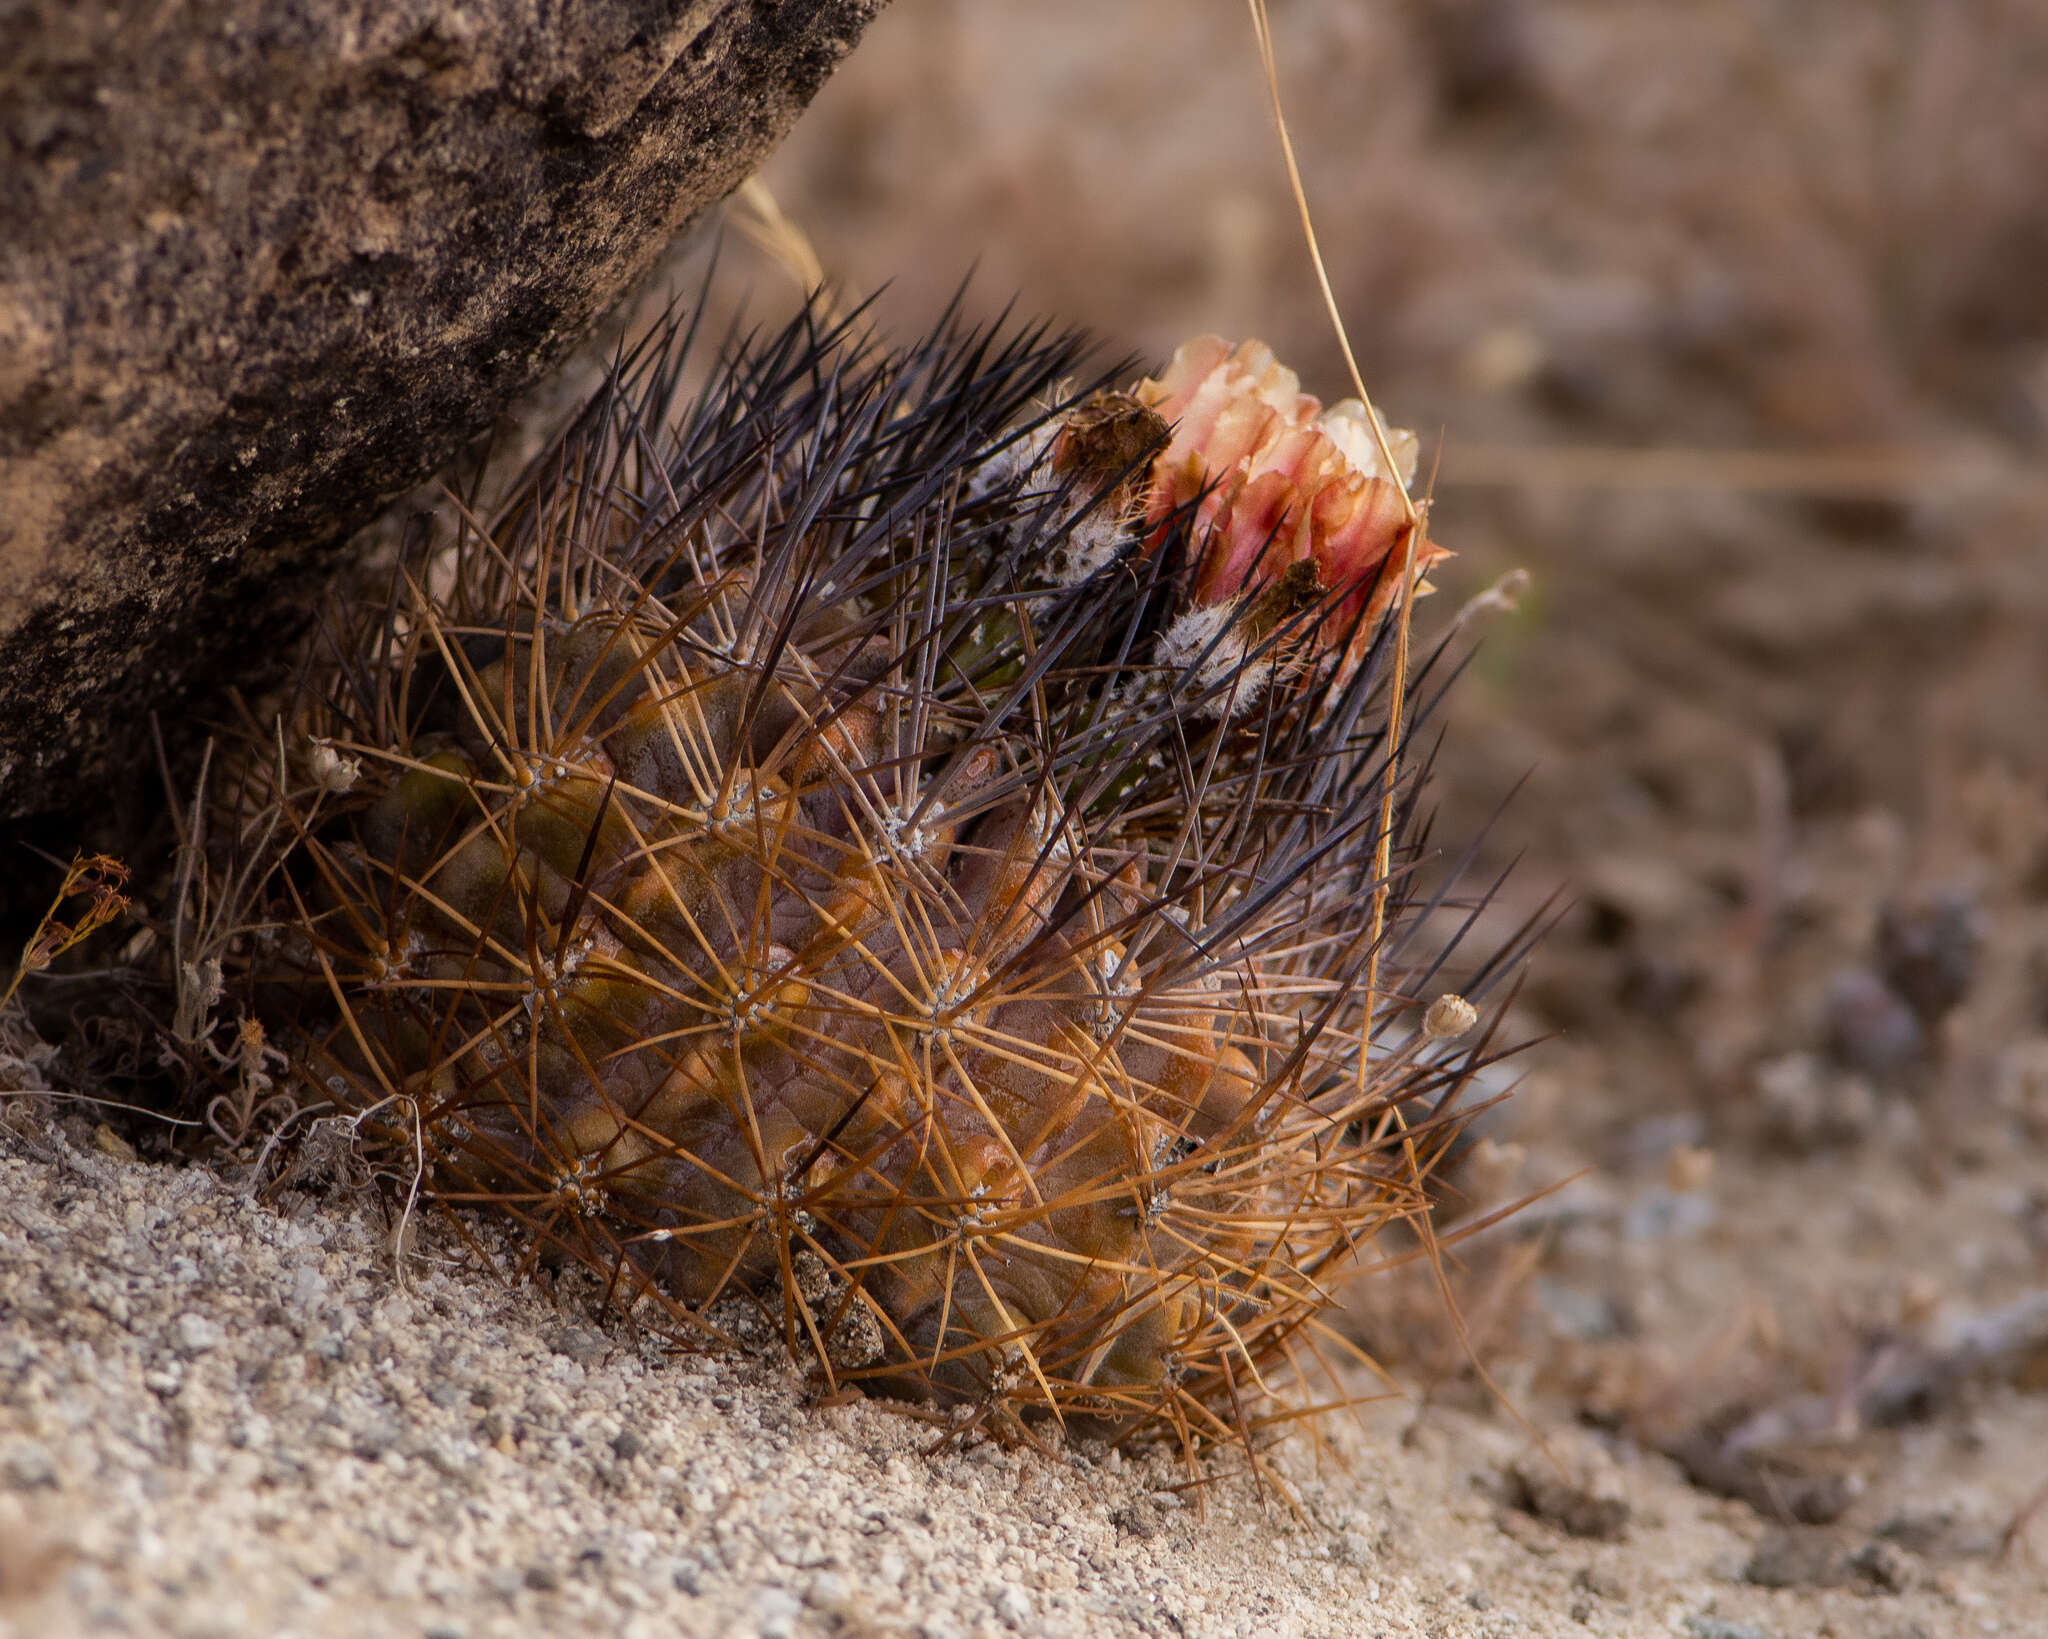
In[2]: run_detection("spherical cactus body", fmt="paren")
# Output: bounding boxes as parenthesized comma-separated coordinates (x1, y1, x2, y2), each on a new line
(238, 308, 1506, 1450)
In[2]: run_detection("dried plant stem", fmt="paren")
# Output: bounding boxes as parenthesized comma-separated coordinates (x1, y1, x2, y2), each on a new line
(1243, 0, 1426, 1090)
(1241, 1, 1540, 1452)
(1, 852, 131, 1015)
(1243, 0, 1421, 525)
(731, 175, 842, 327)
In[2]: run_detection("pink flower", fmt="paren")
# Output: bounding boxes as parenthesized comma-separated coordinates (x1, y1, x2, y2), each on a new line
(1136, 337, 1447, 658)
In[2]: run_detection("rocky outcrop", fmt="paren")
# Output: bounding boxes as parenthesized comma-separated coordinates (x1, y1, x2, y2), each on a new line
(0, 0, 882, 818)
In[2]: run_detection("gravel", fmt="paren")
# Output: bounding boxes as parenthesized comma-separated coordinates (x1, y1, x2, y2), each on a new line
(1, 1113, 2034, 1638)
(0, 1122, 1431, 1639)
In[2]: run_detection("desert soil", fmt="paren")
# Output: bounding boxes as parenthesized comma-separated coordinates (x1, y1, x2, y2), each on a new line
(7, 2, 2048, 1635)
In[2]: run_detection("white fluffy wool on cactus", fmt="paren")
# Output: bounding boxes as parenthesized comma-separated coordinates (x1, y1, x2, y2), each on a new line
(223, 303, 1528, 1465)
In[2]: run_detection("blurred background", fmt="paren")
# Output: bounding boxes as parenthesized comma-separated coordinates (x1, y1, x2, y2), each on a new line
(660, 0, 2048, 1529)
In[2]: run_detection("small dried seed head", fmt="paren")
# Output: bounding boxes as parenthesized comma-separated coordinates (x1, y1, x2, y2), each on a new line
(308, 740, 361, 794)
(1423, 992, 1480, 1040)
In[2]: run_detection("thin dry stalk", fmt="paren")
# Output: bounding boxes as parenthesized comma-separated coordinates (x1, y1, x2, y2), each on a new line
(731, 176, 843, 328)
(1, 853, 131, 1016)
(152, 717, 352, 1147)
(1242, 0, 1426, 1083)
(1243, 0, 1547, 1449)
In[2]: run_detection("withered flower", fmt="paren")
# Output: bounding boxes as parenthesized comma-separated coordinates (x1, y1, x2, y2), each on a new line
(1136, 336, 1447, 660)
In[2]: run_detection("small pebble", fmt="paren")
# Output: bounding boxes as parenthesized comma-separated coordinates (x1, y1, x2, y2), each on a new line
(1879, 893, 1978, 1024)
(173, 1313, 224, 1355)
(1685, 1619, 1777, 1639)
(1824, 968, 1922, 1077)
(1508, 1444, 1632, 1541)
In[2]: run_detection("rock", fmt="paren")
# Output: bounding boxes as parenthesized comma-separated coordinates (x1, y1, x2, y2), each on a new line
(0, 0, 882, 820)
(1507, 1442, 1632, 1540)
(1684, 1619, 1777, 1639)
(172, 1312, 225, 1356)
(1663, 1404, 1855, 1526)
(1823, 968, 1923, 1077)
(751, 1585, 802, 1638)
(988, 1581, 1034, 1629)
(1877, 892, 1979, 1026)
(1875, 1502, 2002, 1559)
(1743, 1528, 1921, 1594)
(547, 1324, 611, 1367)
(0, 1441, 57, 1492)
(1743, 1527, 1852, 1589)
(1845, 1538, 1920, 1594)
(1752, 1050, 1879, 1153)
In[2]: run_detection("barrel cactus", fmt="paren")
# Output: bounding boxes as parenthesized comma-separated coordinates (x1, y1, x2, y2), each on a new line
(232, 306, 1511, 1452)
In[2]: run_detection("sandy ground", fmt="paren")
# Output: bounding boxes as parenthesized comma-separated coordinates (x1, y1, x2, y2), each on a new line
(3, 1114, 2041, 1639)
(8, 2, 2048, 1635)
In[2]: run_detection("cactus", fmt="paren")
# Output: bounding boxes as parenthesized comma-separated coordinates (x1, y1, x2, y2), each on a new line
(236, 305, 1518, 1454)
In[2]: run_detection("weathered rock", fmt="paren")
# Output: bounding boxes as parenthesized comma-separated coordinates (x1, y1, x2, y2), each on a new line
(0, 0, 883, 819)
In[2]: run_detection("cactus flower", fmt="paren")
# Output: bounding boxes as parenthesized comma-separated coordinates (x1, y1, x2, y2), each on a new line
(1136, 337, 1447, 655)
